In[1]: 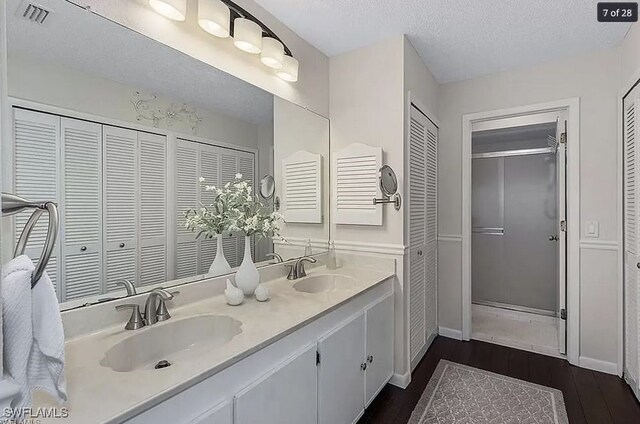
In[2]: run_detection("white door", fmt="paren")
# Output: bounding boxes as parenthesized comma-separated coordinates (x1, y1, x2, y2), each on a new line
(318, 312, 366, 424)
(408, 104, 438, 369)
(61, 118, 103, 300)
(234, 345, 317, 424)
(103, 125, 138, 291)
(556, 112, 568, 355)
(365, 293, 394, 406)
(624, 86, 640, 400)
(190, 400, 232, 424)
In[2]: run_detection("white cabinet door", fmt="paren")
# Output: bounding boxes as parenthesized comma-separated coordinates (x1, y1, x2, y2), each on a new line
(365, 293, 394, 406)
(234, 344, 317, 424)
(190, 400, 232, 424)
(318, 312, 366, 424)
(61, 118, 103, 300)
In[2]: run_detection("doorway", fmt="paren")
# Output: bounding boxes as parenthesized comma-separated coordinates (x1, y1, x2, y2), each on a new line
(470, 119, 565, 357)
(461, 99, 580, 364)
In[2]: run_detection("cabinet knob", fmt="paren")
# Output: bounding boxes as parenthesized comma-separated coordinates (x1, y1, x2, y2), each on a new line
(637, 262, 640, 270)
(120, 243, 125, 248)
(80, 246, 87, 252)
(360, 362, 368, 371)
(367, 355, 374, 364)
(418, 250, 423, 256)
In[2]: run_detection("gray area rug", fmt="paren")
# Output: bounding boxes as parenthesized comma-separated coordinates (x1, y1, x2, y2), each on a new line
(409, 360, 569, 424)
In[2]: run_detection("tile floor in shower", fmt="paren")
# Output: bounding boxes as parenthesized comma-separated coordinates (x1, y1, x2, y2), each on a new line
(472, 304, 562, 358)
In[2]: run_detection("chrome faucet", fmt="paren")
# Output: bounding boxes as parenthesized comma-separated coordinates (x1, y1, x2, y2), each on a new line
(286, 256, 317, 280)
(115, 279, 137, 296)
(144, 288, 175, 325)
(266, 252, 284, 263)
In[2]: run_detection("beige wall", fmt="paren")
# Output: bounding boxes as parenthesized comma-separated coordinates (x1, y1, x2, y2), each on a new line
(437, 48, 622, 366)
(73, 0, 329, 117)
(273, 96, 330, 252)
(329, 36, 405, 245)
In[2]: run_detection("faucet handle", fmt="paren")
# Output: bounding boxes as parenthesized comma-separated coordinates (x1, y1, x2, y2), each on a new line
(115, 303, 145, 330)
(285, 263, 297, 280)
(156, 291, 179, 322)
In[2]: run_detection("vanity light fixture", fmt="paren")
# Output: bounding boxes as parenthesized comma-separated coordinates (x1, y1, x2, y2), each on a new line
(276, 55, 299, 82)
(149, 0, 298, 82)
(198, 0, 230, 38)
(148, 0, 187, 21)
(233, 17, 262, 54)
(261, 37, 285, 69)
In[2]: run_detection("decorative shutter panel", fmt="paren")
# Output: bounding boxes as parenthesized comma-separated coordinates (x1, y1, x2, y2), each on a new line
(624, 93, 640, 398)
(282, 151, 322, 223)
(12, 108, 61, 298)
(175, 140, 199, 279)
(333, 143, 382, 225)
(61, 118, 103, 300)
(425, 118, 438, 339)
(138, 132, 168, 286)
(409, 109, 427, 366)
(104, 125, 137, 291)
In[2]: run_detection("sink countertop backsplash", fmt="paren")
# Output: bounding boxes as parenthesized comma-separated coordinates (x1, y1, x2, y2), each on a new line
(40, 252, 397, 424)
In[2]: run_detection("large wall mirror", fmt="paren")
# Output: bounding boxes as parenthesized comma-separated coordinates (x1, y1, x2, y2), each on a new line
(1, 0, 330, 309)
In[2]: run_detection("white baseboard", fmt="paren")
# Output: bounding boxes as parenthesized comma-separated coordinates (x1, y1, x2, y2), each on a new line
(438, 326, 463, 340)
(389, 371, 411, 389)
(624, 370, 640, 400)
(579, 356, 618, 375)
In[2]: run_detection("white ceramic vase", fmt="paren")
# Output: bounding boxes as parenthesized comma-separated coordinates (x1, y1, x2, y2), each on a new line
(235, 236, 260, 296)
(209, 234, 232, 276)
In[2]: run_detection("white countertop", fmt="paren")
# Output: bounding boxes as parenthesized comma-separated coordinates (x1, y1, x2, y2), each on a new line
(36, 265, 394, 423)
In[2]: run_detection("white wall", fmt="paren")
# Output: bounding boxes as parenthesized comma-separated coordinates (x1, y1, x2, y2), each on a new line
(7, 53, 260, 149)
(73, 0, 329, 117)
(621, 23, 640, 88)
(273, 96, 330, 254)
(329, 35, 439, 385)
(437, 48, 622, 367)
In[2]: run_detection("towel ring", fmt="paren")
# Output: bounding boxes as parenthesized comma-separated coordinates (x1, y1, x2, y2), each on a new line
(2, 193, 59, 288)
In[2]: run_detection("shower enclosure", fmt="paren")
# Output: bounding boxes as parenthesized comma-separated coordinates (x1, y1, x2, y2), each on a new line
(472, 122, 561, 319)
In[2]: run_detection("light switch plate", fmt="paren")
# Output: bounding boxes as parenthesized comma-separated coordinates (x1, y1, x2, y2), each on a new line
(585, 221, 599, 238)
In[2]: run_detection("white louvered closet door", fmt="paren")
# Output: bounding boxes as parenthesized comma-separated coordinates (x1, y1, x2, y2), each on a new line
(104, 126, 138, 292)
(408, 105, 438, 370)
(12, 108, 61, 297)
(624, 87, 640, 400)
(61, 118, 103, 300)
(175, 140, 199, 278)
(198, 145, 220, 274)
(138, 132, 168, 286)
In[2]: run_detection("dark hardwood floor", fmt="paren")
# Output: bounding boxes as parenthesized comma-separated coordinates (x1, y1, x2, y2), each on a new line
(358, 337, 640, 424)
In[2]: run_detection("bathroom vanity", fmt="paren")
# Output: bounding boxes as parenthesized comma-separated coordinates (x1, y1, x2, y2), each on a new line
(35, 259, 394, 424)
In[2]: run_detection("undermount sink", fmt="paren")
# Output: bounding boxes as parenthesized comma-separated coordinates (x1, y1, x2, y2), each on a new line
(101, 314, 242, 372)
(293, 274, 356, 294)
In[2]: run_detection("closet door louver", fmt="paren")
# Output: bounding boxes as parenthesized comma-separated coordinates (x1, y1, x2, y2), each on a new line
(138, 132, 168, 286)
(12, 108, 61, 297)
(104, 126, 138, 291)
(624, 91, 640, 400)
(409, 110, 427, 367)
(175, 141, 199, 278)
(408, 105, 438, 370)
(333, 143, 382, 225)
(198, 145, 220, 274)
(282, 150, 322, 223)
(61, 118, 102, 300)
(424, 118, 438, 339)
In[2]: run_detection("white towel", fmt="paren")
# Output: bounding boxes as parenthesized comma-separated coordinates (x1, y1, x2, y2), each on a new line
(2, 255, 67, 410)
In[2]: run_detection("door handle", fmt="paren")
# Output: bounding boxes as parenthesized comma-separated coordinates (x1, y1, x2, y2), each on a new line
(549, 235, 558, 241)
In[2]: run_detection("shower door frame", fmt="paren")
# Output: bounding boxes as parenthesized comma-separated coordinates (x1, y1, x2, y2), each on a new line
(461, 98, 580, 366)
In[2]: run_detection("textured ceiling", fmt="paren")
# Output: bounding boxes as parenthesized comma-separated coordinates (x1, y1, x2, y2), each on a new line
(254, 0, 631, 83)
(7, 0, 273, 124)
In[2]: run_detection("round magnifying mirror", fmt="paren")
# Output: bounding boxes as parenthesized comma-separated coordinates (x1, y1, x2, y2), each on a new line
(259, 175, 276, 200)
(379, 165, 398, 197)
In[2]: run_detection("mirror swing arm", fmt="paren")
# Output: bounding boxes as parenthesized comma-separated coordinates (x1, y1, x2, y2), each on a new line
(372, 165, 402, 211)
